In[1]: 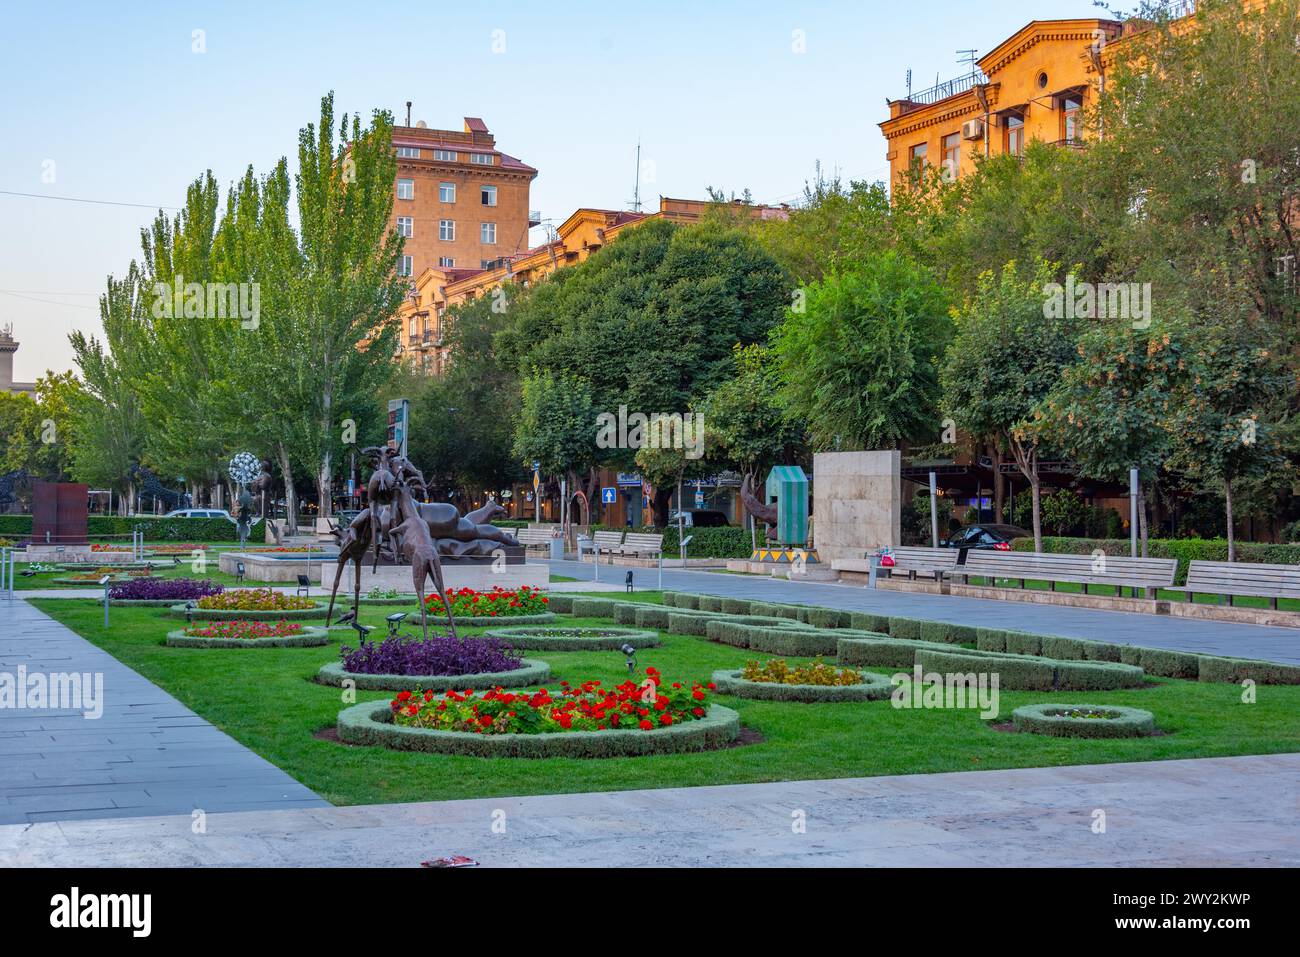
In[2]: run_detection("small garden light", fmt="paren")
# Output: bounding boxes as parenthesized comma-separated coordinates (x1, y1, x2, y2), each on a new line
(184, 600, 196, 625)
(625, 570, 634, 593)
(386, 612, 408, 637)
(235, 561, 245, 583)
(619, 642, 637, 674)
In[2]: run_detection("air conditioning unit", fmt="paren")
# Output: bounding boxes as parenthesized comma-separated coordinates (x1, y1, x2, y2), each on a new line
(962, 118, 985, 141)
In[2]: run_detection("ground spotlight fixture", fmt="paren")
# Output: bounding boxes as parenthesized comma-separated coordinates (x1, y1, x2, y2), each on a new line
(386, 611, 408, 636)
(184, 600, 196, 625)
(619, 642, 637, 674)
(624, 570, 634, 592)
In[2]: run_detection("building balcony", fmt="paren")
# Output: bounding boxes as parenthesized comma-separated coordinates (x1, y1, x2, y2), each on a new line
(891, 70, 989, 116)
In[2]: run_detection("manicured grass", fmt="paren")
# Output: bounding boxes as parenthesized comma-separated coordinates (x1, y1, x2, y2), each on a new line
(30, 595, 1300, 808)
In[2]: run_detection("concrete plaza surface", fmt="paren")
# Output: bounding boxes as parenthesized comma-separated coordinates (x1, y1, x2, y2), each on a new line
(545, 559, 1300, 665)
(0, 600, 326, 825)
(1, 754, 1295, 867)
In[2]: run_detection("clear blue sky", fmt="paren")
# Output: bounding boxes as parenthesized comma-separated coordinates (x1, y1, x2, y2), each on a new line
(0, 0, 1111, 379)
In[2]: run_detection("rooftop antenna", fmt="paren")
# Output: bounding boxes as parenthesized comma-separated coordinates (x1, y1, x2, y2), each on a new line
(906, 68, 912, 99)
(405, 101, 412, 126)
(630, 140, 642, 213)
(957, 49, 978, 75)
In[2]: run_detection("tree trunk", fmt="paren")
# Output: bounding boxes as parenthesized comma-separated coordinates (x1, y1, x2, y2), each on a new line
(1224, 478, 1235, 562)
(317, 451, 332, 521)
(1030, 475, 1043, 553)
(275, 442, 297, 534)
(1138, 481, 1150, 558)
(651, 487, 672, 528)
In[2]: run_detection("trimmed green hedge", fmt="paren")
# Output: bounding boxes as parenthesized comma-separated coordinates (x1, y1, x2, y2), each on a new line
(164, 627, 329, 649)
(887, 616, 926, 641)
(0, 514, 245, 543)
(1119, 645, 1201, 680)
(919, 621, 978, 645)
(836, 635, 950, 669)
(915, 649, 1146, 691)
(542, 594, 574, 614)
(710, 668, 894, 702)
(570, 598, 620, 618)
(704, 620, 841, 656)
(336, 699, 741, 758)
(316, 657, 551, 691)
(1011, 703, 1155, 738)
(1196, 655, 1300, 686)
(1010, 536, 1300, 583)
(849, 611, 891, 633)
(478, 626, 659, 651)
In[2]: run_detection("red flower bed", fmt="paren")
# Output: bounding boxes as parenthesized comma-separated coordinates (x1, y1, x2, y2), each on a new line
(183, 620, 304, 640)
(424, 585, 549, 618)
(391, 667, 715, 734)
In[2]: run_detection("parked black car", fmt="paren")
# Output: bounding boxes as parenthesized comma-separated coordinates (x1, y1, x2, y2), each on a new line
(940, 523, 1030, 551)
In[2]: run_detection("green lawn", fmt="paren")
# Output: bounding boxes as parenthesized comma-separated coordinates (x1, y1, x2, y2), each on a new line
(30, 595, 1300, 808)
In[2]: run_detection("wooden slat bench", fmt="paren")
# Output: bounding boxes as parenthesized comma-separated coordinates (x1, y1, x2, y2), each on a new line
(621, 532, 664, 559)
(515, 527, 555, 552)
(1171, 560, 1300, 608)
(956, 550, 1178, 598)
(591, 530, 624, 563)
(881, 546, 959, 581)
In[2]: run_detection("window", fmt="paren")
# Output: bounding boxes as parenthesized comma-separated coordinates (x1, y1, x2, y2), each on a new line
(439, 181, 456, 203)
(1278, 254, 1297, 293)
(433, 149, 457, 162)
(481, 259, 498, 269)
(1004, 114, 1025, 156)
(439, 219, 455, 241)
(396, 216, 413, 238)
(409, 316, 417, 337)
(438, 256, 455, 268)
(398, 255, 413, 277)
(469, 153, 494, 165)
(908, 142, 928, 168)
(481, 222, 496, 244)
(941, 132, 961, 180)
(1062, 96, 1082, 143)
(480, 185, 497, 207)
(396, 146, 420, 158)
(396, 178, 414, 200)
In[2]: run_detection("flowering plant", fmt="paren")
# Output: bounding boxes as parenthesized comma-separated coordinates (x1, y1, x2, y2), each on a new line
(341, 634, 521, 676)
(109, 577, 224, 600)
(366, 586, 402, 599)
(145, 543, 207, 555)
(390, 667, 715, 734)
(184, 620, 303, 639)
(740, 658, 863, 686)
(424, 585, 549, 618)
(196, 588, 315, 611)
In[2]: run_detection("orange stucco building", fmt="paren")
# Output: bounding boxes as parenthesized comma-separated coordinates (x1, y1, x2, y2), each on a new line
(395, 196, 789, 374)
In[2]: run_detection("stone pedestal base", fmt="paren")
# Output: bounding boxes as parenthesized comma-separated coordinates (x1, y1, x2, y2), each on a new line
(21, 544, 93, 563)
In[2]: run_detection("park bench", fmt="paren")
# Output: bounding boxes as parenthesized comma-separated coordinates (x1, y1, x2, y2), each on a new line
(514, 527, 555, 552)
(955, 550, 1178, 598)
(620, 532, 664, 560)
(591, 530, 625, 563)
(1171, 560, 1300, 609)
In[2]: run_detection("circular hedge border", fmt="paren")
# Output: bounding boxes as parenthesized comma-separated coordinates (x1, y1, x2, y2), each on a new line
(316, 657, 551, 692)
(165, 601, 332, 620)
(165, 626, 330, 649)
(454, 611, 558, 627)
(336, 698, 740, 758)
(710, 668, 895, 703)
(1010, 703, 1156, 738)
(478, 625, 659, 651)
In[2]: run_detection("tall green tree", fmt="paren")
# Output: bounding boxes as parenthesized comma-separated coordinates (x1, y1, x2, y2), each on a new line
(941, 262, 1079, 550)
(772, 250, 950, 451)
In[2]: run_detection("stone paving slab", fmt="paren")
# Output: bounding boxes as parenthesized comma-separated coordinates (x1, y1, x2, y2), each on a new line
(544, 559, 1300, 664)
(0, 599, 327, 825)
(0, 753, 1294, 867)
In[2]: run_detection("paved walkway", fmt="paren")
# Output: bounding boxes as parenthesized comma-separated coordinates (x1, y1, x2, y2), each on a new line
(545, 559, 1300, 664)
(2, 754, 1294, 867)
(0, 599, 326, 824)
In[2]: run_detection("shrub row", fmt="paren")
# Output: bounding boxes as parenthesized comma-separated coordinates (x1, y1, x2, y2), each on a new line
(915, 649, 1146, 692)
(164, 627, 330, 649)
(704, 620, 842, 656)
(336, 699, 741, 758)
(1011, 703, 1156, 738)
(709, 668, 894, 703)
(0, 515, 245, 543)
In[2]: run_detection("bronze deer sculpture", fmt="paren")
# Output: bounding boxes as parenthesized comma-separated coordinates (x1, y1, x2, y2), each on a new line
(325, 507, 373, 626)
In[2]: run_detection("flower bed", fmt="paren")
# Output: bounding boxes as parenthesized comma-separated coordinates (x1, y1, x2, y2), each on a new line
(478, 626, 660, 651)
(317, 657, 550, 692)
(197, 588, 316, 611)
(336, 671, 738, 757)
(165, 624, 329, 648)
(1010, 703, 1156, 738)
(109, 577, 223, 604)
(340, 633, 523, 677)
(356, 587, 421, 605)
(425, 585, 551, 620)
(711, 662, 894, 702)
